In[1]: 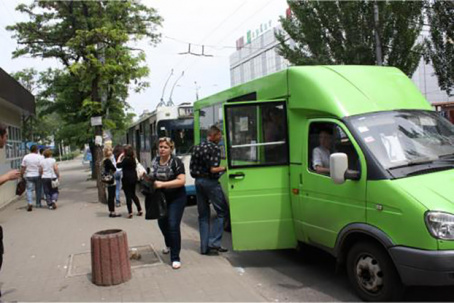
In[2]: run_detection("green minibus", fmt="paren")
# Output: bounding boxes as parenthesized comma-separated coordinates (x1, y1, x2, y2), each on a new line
(193, 66, 454, 301)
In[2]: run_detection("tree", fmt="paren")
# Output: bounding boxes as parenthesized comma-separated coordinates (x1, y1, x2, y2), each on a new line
(7, 1, 162, 203)
(276, 1, 425, 76)
(11, 68, 61, 144)
(425, 0, 454, 96)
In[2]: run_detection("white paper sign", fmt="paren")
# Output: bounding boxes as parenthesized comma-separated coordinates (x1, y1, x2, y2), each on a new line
(239, 117, 248, 131)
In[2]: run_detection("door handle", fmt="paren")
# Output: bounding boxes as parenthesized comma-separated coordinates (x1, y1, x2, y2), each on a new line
(229, 172, 245, 180)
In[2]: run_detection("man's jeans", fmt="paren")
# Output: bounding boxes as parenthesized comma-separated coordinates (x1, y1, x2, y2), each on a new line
(195, 178, 228, 254)
(114, 171, 122, 204)
(25, 176, 42, 206)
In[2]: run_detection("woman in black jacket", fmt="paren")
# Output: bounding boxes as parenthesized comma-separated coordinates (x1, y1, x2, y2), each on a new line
(103, 147, 121, 217)
(116, 145, 142, 218)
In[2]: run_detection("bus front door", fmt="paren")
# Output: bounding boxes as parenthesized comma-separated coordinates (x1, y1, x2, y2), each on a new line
(223, 100, 296, 251)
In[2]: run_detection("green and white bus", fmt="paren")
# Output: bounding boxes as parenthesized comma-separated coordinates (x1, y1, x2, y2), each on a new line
(194, 66, 454, 301)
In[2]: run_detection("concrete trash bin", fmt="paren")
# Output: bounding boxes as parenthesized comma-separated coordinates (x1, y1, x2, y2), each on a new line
(91, 229, 131, 286)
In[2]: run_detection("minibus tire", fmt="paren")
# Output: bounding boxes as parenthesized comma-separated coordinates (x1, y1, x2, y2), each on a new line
(346, 242, 404, 302)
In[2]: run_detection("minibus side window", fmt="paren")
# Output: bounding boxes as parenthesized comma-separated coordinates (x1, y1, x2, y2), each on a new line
(226, 102, 288, 167)
(200, 105, 226, 159)
(308, 123, 360, 175)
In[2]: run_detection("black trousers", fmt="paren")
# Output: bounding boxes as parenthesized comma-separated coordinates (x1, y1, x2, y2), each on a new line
(122, 182, 141, 214)
(107, 185, 116, 212)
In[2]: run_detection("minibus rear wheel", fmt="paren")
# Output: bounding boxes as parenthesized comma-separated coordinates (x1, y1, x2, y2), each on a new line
(346, 242, 404, 301)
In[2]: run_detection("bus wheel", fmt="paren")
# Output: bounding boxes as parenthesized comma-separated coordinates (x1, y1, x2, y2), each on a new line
(346, 242, 404, 302)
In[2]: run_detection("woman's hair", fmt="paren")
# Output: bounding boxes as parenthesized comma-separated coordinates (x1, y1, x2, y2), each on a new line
(124, 145, 135, 159)
(113, 144, 124, 160)
(157, 137, 175, 151)
(43, 149, 53, 158)
(103, 147, 113, 158)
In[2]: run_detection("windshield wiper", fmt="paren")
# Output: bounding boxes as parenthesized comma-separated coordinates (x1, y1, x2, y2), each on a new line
(389, 158, 437, 170)
(438, 153, 454, 160)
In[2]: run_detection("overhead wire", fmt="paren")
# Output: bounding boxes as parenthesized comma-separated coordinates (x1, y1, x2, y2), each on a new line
(177, 0, 282, 84)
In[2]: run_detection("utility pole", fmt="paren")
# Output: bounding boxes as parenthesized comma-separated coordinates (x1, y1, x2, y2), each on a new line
(194, 81, 201, 100)
(93, 40, 107, 204)
(374, 1, 383, 66)
(167, 71, 184, 107)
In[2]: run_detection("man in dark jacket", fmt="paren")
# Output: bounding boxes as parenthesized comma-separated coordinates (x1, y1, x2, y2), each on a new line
(0, 122, 21, 297)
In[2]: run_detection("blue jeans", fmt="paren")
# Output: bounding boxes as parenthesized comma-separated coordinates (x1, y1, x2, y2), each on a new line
(42, 178, 59, 206)
(157, 189, 186, 262)
(195, 178, 228, 254)
(114, 171, 122, 203)
(26, 176, 42, 206)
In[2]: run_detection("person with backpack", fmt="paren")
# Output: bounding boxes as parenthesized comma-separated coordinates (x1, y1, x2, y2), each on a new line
(190, 125, 229, 255)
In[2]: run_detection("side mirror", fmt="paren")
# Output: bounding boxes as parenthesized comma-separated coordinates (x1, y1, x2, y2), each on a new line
(330, 153, 348, 184)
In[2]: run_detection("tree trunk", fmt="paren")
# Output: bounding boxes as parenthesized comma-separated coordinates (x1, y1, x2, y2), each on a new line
(92, 76, 107, 204)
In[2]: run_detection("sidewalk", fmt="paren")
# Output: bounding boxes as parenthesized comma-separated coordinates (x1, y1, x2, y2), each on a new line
(0, 159, 264, 302)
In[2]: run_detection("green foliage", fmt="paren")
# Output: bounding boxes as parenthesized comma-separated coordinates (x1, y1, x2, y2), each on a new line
(7, 1, 162, 146)
(277, 0, 424, 76)
(11, 68, 62, 144)
(425, 0, 454, 96)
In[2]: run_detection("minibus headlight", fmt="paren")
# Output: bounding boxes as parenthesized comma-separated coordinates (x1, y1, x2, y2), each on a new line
(425, 212, 454, 240)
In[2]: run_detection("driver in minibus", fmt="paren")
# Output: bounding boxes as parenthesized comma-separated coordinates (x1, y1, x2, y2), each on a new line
(312, 128, 333, 175)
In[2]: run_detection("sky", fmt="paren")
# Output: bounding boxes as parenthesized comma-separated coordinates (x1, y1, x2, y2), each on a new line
(0, 0, 289, 119)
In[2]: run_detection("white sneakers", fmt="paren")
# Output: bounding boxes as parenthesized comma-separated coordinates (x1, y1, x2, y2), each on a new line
(162, 247, 181, 269)
(172, 261, 181, 269)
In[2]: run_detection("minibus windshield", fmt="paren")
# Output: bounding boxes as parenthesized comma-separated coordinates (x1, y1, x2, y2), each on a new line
(349, 110, 454, 170)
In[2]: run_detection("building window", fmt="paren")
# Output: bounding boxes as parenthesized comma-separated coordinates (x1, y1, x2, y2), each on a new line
(6, 125, 24, 169)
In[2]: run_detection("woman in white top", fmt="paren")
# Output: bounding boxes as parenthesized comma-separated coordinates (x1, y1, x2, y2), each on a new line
(40, 149, 60, 210)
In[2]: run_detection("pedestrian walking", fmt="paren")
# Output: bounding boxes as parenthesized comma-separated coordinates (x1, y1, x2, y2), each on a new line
(0, 122, 21, 298)
(38, 148, 45, 201)
(40, 149, 60, 210)
(190, 125, 229, 255)
(116, 145, 142, 218)
(149, 137, 186, 269)
(113, 144, 124, 207)
(102, 147, 121, 218)
(21, 144, 43, 211)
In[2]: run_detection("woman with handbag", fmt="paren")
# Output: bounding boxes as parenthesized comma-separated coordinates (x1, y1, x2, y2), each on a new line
(150, 137, 186, 270)
(102, 147, 121, 218)
(116, 145, 142, 218)
(39, 149, 60, 210)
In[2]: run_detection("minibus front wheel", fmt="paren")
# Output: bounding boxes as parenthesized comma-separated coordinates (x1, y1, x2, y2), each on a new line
(346, 242, 404, 301)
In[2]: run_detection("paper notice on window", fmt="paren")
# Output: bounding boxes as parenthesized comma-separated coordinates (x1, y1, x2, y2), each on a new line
(420, 117, 437, 126)
(364, 136, 375, 143)
(239, 117, 248, 131)
(380, 134, 406, 162)
(358, 126, 369, 133)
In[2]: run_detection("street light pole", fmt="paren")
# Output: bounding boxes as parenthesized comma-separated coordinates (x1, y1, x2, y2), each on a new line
(157, 69, 174, 108)
(167, 71, 184, 107)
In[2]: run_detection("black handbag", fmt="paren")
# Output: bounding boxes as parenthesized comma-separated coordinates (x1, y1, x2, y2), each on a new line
(101, 173, 114, 184)
(16, 179, 26, 196)
(100, 159, 114, 184)
(145, 190, 168, 220)
(140, 178, 154, 196)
